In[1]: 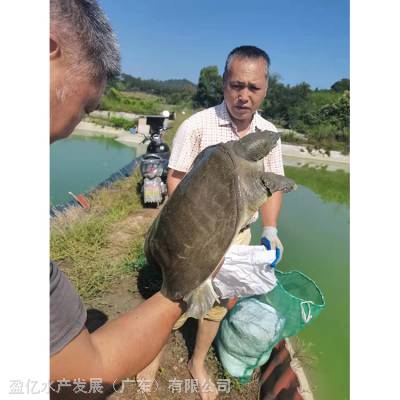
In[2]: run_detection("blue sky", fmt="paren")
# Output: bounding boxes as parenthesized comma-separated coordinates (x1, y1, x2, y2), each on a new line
(99, 0, 349, 89)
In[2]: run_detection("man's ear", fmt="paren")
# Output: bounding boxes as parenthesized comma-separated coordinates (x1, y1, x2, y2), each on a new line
(50, 37, 61, 60)
(264, 79, 269, 98)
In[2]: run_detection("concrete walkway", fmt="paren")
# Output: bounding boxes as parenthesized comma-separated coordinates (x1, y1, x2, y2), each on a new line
(282, 143, 349, 163)
(282, 143, 349, 172)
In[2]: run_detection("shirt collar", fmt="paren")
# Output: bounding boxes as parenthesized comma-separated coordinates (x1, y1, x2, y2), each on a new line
(217, 101, 261, 131)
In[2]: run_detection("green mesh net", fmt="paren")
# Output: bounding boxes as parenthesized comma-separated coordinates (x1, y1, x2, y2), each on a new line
(258, 270, 325, 338)
(216, 269, 325, 382)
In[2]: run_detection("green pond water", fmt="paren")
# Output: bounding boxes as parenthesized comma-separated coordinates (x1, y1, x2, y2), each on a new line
(251, 165, 349, 400)
(51, 136, 349, 400)
(50, 135, 136, 206)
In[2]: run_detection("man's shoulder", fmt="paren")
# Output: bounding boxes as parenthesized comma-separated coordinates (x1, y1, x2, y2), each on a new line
(178, 105, 220, 131)
(255, 113, 278, 133)
(185, 104, 220, 123)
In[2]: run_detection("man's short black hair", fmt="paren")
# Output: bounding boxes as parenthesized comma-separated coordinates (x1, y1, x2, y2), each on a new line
(223, 45, 271, 82)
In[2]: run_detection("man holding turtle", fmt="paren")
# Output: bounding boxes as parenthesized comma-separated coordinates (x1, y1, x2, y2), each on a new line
(138, 45, 286, 400)
(49, 0, 188, 396)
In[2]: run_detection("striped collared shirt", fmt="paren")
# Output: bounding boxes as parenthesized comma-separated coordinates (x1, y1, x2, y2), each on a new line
(169, 101, 284, 176)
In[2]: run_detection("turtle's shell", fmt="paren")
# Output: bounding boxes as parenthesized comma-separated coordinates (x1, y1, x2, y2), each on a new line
(145, 144, 243, 300)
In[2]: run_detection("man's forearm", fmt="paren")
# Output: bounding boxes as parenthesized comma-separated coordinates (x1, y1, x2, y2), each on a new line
(260, 191, 283, 227)
(50, 292, 184, 385)
(90, 292, 183, 381)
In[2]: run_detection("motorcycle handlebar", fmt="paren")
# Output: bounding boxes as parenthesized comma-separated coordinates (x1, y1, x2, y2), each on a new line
(142, 127, 171, 140)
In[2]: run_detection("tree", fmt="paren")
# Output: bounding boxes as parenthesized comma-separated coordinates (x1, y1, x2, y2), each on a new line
(318, 91, 350, 139)
(193, 66, 223, 108)
(330, 78, 350, 93)
(305, 90, 350, 152)
(262, 75, 312, 129)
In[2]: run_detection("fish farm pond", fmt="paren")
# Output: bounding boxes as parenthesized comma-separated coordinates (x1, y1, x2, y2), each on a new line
(51, 135, 349, 400)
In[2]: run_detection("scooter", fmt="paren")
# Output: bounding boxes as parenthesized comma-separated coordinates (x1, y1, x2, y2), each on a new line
(139, 127, 170, 207)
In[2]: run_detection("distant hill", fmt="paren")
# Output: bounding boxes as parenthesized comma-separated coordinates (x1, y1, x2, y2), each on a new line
(109, 73, 197, 105)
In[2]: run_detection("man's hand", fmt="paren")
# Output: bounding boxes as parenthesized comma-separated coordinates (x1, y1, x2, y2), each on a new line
(261, 226, 283, 267)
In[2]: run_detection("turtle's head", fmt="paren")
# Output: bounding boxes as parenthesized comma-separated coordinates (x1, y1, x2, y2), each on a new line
(233, 130, 280, 161)
(261, 172, 297, 196)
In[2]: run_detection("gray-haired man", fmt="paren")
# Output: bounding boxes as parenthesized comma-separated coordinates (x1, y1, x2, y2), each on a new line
(138, 46, 286, 400)
(50, 0, 185, 396)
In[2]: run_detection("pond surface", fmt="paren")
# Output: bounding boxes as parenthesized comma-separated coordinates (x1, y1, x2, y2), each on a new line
(51, 136, 349, 399)
(50, 135, 136, 206)
(251, 164, 349, 400)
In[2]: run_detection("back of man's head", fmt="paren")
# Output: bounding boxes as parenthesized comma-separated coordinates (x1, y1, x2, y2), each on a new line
(223, 45, 270, 82)
(50, 0, 120, 82)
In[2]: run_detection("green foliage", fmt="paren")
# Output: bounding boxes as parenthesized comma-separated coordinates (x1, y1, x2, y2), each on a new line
(318, 91, 350, 131)
(108, 116, 136, 130)
(193, 65, 223, 108)
(309, 90, 341, 108)
(99, 87, 163, 114)
(262, 75, 350, 153)
(263, 76, 312, 129)
(87, 115, 137, 131)
(331, 78, 350, 92)
(306, 91, 350, 153)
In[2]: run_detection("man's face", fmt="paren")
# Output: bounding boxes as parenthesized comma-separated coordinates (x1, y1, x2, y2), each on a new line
(223, 57, 268, 126)
(50, 65, 106, 143)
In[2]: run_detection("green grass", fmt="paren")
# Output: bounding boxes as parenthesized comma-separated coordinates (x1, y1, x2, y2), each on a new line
(99, 87, 164, 114)
(123, 90, 165, 102)
(51, 216, 109, 264)
(285, 164, 349, 206)
(87, 116, 137, 131)
(50, 172, 147, 302)
(89, 170, 143, 219)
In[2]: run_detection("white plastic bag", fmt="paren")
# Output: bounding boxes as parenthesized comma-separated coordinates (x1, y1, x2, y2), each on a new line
(213, 245, 277, 299)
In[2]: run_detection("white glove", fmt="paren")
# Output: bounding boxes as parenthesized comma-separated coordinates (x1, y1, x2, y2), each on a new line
(261, 226, 283, 267)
